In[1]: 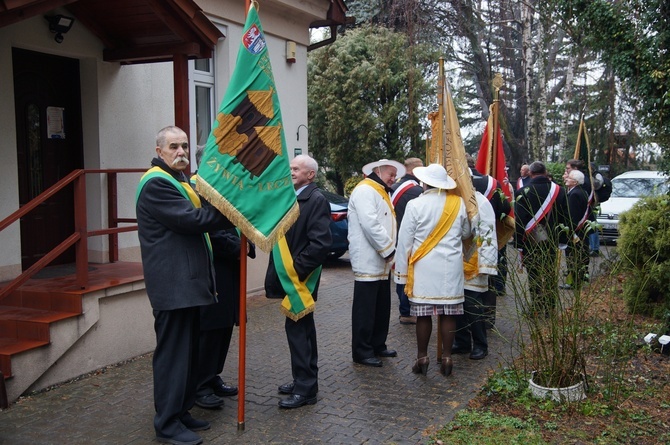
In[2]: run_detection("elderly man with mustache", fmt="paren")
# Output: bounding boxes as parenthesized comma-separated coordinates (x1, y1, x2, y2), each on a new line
(136, 126, 233, 445)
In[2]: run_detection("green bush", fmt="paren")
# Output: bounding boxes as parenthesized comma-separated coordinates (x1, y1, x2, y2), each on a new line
(546, 162, 566, 186)
(617, 195, 670, 321)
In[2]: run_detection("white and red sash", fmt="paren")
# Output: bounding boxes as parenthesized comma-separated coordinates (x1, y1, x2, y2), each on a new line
(391, 179, 418, 207)
(524, 182, 560, 234)
(483, 176, 496, 200)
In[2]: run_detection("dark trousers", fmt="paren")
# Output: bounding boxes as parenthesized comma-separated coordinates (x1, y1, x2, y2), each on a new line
(566, 238, 590, 287)
(454, 289, 488, 351)
(395, 282, 411, 317)
(196, 326, 234, 396)
(485, 246, 508, 327)
(152, 307, 200, 437)
(352, 279, 391, 360)
(523, 242, 558, 316)
(285, 312, 318, 397)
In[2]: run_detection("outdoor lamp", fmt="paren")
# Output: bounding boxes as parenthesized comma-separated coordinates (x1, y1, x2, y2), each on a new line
(45, 15, 75, 44)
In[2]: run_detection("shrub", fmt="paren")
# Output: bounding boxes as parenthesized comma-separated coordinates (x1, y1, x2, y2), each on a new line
(617, 195, 670, 322)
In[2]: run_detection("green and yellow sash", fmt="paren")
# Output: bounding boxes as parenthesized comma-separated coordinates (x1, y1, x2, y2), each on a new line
(272, 236, 321, 321)
(136, 167, 213, 260)
(405, 193, 460, 297)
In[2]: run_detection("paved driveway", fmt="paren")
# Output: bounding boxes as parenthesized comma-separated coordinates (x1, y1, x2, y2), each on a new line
(0, 251, 534, 444)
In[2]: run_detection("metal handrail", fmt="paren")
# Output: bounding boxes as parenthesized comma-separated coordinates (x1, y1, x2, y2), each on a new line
(0, 168, 146, 300)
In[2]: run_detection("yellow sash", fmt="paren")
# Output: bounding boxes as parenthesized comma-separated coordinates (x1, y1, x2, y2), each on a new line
(359, 178, 396, 218)
(463, 246, 480, 281)
(405, 193, 460, 297)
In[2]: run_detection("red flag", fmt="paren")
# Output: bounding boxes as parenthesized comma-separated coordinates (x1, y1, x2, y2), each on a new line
(476, 103, 514, 214)
(476, 101, 515, 248)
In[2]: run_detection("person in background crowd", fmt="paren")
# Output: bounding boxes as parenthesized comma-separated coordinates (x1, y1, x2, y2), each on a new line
(560, 168, 591, 290)
(514, 161, 568, 317)
(390, 157, 424, 325)
(265, 154, 332, 409)
(517, 164, 531, 190)
(465, 155, 511, 330)
(394, 164, 470, 377)
(453, 186, 498, 360)
(588, 162, 612, 256)
(348, 159, 404, 367)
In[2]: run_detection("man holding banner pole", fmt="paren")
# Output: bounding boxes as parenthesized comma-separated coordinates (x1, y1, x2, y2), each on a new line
(264, 154, 332, 409)
(195, 1, 300, 426)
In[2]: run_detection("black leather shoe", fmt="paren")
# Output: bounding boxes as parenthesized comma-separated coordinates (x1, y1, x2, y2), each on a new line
(278, 382, 295, 394)
(278, 393, 317, 409)
(156, 429, 202, 445)
(180, 413, 210, 432)
(194, 393, 223, 409)
(212, 382, 238, 397)
(354, 357, 383, 367)
(376, 349, 397, 358)
(451, 345, 471, 355)
(469, 348, 488, 360)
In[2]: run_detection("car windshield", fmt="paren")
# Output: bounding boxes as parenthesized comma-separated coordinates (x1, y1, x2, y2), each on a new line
(611, 177, 669, 198)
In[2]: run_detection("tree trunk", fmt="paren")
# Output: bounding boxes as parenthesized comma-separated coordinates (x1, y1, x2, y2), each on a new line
(559, 50, 577, 157)
(522, 1, 535, 161)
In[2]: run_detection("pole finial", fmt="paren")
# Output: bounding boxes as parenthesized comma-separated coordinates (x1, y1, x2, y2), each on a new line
(492, 73, 504, 101)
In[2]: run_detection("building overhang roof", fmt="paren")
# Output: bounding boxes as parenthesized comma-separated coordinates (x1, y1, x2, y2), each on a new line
(0, 0, 223, 64)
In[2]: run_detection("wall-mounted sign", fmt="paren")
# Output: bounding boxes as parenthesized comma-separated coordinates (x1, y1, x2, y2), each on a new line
(294, 148, 302, 156)
(47, 106, 65, 139)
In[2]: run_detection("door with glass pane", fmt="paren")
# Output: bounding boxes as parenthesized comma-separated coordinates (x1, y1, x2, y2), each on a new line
(13, 48, 84, 269)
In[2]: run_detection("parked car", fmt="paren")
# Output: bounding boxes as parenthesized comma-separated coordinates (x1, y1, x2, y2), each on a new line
(596, 170, 669, 243)
(321, 190, 349, 258)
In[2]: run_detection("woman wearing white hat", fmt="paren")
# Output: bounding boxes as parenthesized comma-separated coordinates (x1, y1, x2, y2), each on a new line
(393, 164, 471, 376)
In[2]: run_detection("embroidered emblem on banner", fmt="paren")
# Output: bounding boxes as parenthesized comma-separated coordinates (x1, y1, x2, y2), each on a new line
(243, 24, 266, 54)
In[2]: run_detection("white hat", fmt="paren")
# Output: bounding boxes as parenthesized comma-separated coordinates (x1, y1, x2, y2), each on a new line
(413, 164, 457, 190)
(362, 159, 406, 178)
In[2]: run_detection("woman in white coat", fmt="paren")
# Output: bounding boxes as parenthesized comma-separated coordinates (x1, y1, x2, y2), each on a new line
(394, 164, 471, 376)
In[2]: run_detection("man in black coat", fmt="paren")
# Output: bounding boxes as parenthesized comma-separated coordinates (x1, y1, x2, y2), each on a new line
(264, 154, 332, 409)
(514, 161, 568, 317)
(466, 156, 512, 330)
(390, 157, 424, 325)
(562, 169, 591, 289)
(190, 148, 256, 410)
(136, 126, 232, 445)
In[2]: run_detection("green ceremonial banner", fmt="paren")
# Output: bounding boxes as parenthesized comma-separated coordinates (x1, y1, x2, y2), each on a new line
(196, 4, 298, 252)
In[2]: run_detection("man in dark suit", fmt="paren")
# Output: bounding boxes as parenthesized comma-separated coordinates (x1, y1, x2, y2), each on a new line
(514, 161, 568, 317)
(190, 147, 256, 410)
(562, 169, 591, 289)
(465, 155, 511, 330)
(517, 164, 531, 190)
(136, 126, 232, 445)
(264, 154, 332, 409)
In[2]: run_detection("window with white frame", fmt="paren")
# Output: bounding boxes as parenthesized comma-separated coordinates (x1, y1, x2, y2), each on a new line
(190, 57, 215, 165)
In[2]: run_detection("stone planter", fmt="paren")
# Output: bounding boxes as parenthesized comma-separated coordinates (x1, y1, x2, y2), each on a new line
(528, 371, 586, 403)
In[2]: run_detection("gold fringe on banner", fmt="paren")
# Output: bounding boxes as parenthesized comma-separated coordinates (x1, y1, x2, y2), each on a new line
(197, 178, 300, 253)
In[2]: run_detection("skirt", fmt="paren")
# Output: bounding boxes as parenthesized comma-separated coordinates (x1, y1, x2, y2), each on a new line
(410, 302, 464, 317)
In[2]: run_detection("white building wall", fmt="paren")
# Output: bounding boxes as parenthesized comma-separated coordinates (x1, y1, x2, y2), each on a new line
(1, 1, 319, 291)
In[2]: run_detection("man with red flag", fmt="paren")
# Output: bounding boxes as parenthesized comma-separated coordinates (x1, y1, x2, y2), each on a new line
(472, 95, 514, 329)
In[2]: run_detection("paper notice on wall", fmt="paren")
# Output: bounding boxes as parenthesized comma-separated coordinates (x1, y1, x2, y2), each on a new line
(47, 106, 65, 139)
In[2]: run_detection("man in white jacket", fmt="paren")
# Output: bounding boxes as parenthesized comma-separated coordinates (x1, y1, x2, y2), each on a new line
(348, 159, 405, 367)
(453, 191, 498, 360)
